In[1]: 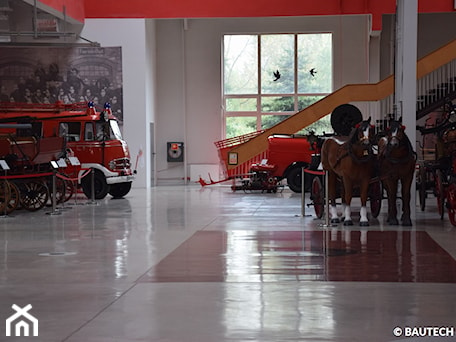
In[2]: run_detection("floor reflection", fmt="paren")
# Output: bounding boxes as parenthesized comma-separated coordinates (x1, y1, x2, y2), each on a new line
(141, 230, 456, 283)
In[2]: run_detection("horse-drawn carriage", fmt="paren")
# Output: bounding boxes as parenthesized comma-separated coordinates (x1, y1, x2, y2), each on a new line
(417, 101, 456, 225)
(310, 104, 416, 226)
(0, 124, 73, 213)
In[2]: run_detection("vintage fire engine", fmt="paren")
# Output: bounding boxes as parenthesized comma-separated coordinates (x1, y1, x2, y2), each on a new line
(208, 132, 319, 192)
(0, 101, 134, 199)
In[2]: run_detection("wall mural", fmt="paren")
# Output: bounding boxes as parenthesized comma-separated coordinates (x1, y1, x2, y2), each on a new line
(0, 46, 123, 122)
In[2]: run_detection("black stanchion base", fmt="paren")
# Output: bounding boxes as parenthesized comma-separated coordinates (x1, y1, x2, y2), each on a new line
(46, 211, 62, 216)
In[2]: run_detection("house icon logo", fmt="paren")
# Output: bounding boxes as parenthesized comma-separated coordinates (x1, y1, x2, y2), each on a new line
(5, 304, 39, 337)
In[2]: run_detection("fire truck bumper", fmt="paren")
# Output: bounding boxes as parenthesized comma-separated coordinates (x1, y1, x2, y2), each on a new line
(106, 174, 135, 185)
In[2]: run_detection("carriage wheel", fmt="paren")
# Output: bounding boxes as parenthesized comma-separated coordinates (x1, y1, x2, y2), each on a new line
(368, 180, 382, 218)
(434, 170, 445, 220)
(311, 176, 324, 219)
(446, 183, 456, 226)
(417, 163, 427, 211)
(20, 180, 49, 211)
(6, 181, 20, 214)
(0, 180, 11, 214)
(55, 177, 75, 203)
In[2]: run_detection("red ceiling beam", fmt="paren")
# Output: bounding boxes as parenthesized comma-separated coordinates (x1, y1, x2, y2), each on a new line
(83, 0, 454, 31)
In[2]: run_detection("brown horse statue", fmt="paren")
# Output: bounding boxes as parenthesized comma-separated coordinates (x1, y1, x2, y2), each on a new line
(321, 117, 376, 226)
(378, 119, 416, 226)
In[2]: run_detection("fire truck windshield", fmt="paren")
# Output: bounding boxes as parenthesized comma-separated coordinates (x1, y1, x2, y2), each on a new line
(95, 120, 123, 141)
(110, 120, 123, 140)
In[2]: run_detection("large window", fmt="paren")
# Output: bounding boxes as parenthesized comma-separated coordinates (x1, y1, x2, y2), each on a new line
(223, 33, 332, 138)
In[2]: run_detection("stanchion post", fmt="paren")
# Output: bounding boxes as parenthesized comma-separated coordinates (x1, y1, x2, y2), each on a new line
(2, 169, 7, 217)
(86, 168, 98, 205)
(52, 170, 57, 212)
(91, 168, 95, 202)
(0, 160, 10, 218)
(46, 168, 61, 216)
(301, 167, 306, 217)
(55, 158, 70, 210)
(324, 170, 330, 226)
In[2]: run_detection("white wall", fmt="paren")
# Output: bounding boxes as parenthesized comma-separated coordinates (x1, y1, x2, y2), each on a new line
(80, 19, 152, 188)
(80, 16, 373, 186)
(379, 12, 456, 79)
(155, 15, 372, 184)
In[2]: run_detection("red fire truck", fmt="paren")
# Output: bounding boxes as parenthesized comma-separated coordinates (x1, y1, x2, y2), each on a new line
(213, 132, 319, 193)
(0, 101, 134, 199)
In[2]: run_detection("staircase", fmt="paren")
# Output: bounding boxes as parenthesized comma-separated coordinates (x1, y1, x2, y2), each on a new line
(417, 62, 456, 120)
(222, 39, 456, 173)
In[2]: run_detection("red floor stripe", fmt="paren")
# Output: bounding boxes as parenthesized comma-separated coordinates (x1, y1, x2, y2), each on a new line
(140, 231, 456, 283)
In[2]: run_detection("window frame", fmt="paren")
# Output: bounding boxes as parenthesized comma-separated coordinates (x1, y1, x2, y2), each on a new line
(222, 32, 333, 138)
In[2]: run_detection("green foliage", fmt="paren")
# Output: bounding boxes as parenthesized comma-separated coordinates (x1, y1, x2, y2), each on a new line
(226, 116, 257, 138)
(224, 33, 332, 138)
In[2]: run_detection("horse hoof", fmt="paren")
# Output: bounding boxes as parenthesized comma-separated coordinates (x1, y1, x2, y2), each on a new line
(387, 218, 399, 225)
(402, 219, 412, 226)
(359, 221, 369, 227)
(343, 220, 353, 226)
(331, 218, 340, 224)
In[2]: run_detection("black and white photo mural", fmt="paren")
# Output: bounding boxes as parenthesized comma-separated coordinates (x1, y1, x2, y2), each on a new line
(0, 46, 123, 122)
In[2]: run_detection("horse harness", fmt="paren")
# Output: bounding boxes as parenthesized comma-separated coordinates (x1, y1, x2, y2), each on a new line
(382, 130, 417, 164)
(332, 136, 374, 168)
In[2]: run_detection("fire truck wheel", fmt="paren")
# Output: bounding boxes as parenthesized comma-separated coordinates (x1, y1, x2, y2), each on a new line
(287, 166, 306, 193)
(81, 169, 110, 200)
(109, 182, 132, 199)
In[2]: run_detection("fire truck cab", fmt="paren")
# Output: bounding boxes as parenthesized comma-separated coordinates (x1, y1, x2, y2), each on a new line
(0, 101, 134, 199)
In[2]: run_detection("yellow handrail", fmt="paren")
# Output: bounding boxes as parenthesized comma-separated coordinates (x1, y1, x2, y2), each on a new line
(227, 39, 456, 170)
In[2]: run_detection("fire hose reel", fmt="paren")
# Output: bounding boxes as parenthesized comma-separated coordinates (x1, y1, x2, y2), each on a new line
(167, 142, 184, 162)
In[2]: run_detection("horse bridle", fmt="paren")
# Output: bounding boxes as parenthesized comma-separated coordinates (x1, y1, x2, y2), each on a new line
(348, 123, 375, 163)
(334, 122, 374, 165)
(384, 126, 416, 164)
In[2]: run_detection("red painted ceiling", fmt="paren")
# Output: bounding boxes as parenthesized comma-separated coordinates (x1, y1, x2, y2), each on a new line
(40, 0, 456, 31)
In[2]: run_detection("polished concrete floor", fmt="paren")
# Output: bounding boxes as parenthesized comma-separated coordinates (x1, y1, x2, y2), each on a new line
(1, 184, 456, 341)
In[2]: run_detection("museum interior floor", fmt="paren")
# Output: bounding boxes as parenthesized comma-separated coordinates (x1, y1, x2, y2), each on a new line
(1, 184, 456, 342)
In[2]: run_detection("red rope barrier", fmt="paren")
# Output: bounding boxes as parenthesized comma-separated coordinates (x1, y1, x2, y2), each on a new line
(0, 168, 92, 182)
(56, 169, 91, 182)
(303, 169, 325, 176)
(0, 172, 53, 180)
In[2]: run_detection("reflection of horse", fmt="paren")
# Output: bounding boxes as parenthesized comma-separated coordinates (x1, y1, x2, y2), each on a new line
(378, 120, 416, 226)
(321, 118, 375, 226)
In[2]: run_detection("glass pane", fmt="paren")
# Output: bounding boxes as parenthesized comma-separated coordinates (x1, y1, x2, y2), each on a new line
(226, 116, 257, 138)
(226, 98, 257, 112)
(297, 95, 325, 111)
(85, 123, 94, 141)
(298, 33, 332, 93)
(224, 35, 258, 95)
(261, 34, 294, 94)
(296, 114, 332, 135)
(110, 120, 123, 140)
(261, 96, 295, 112)
(261, 115, 290, 130)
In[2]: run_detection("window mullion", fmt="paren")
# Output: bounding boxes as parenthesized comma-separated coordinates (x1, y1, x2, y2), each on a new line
(294, 34, 298, 112)
(257, 35, 262, 131)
